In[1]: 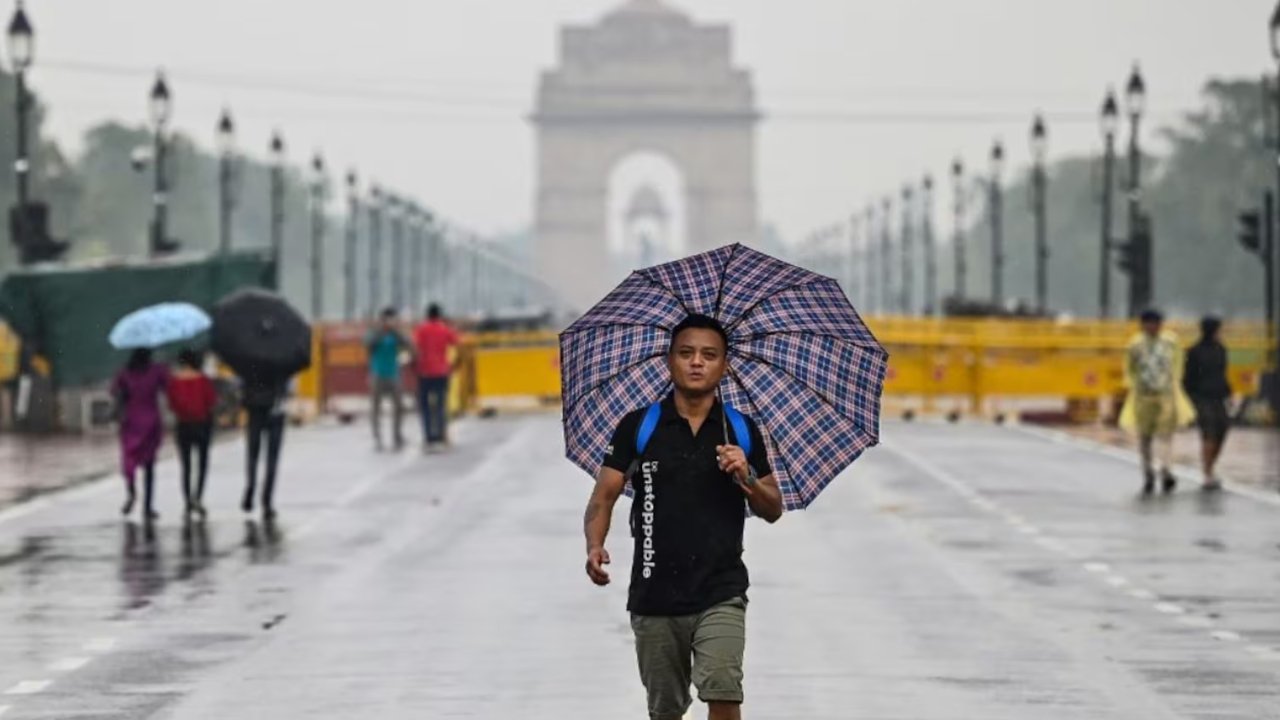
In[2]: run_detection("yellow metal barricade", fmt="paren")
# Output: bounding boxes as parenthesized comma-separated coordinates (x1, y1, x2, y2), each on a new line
(298, 318, 1271, 423)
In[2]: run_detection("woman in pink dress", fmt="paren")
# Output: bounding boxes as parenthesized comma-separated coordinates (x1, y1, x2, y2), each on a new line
(112, 349, 169, 520)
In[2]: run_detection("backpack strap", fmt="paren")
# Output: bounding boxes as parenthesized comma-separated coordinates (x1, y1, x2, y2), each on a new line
(634, 401, 663, 456)
(723, 404, 752, 459)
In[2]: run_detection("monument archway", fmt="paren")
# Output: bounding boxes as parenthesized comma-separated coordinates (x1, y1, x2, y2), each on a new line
(533, 0, 760, 311)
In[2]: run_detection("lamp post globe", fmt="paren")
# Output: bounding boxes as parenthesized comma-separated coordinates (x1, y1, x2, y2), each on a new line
(149, 72, 172, 127)
(269, 131, 285, 166)
(1270, 0, 1280, 60)
(216, 108, 235, 157)
(1125, 64, 1146, 119)
(1031, 114, 1048, 164)
(1100, 89, 1119, 138)
(7, 1, 33, 71)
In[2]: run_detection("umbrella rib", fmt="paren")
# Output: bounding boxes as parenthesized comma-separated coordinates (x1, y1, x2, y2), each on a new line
(732, 329, 887, 354)
(726, 364, 800, 510)
(712, 243, 742, 322)
(559, 321, 673, 338)
(730, 347, 879, 439)
(637, 268, 694, 318)
(561, 351, 668, 416)
(723, 276, 829, 335)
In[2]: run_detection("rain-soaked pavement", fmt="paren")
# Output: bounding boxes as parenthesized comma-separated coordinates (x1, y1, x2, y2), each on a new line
(0, 415, 1277, 719)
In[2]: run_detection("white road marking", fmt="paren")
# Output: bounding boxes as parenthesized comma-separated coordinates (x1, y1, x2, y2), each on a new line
(1127, 588, 1157, 601)
(1083, 562, 1110, 574)
(1105, 575, 1130, 588)
(48, 656, 90, 672)
(1010, 424, 1280, 509)
(83, 637, 116, 653)
(1211, 630, 1243, 642)
(4, 680, 51, 695)
(1154, 602, 1186, 615)
(1246, 645, 1280, 660)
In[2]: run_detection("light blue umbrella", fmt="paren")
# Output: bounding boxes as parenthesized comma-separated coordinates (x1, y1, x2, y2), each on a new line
(109, 302, 212, 350)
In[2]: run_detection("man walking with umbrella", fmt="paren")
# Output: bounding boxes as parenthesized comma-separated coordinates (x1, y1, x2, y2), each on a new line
(583, 313, 782, 720)
(562, 244, 886, 718)
(211, 289, 312, 519)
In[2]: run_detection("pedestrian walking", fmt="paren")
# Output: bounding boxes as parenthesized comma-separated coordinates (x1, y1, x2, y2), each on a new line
(1183, 316, 1232, 491)
(112, 348, 169, 520)
(367, 307, 413, 451)
(413, 304, 459, 450)
(583, 314, 784, 720)
(240, 373, 290, 518)
(1119, 309, 1196, 494)
(166, 348, 217, 520)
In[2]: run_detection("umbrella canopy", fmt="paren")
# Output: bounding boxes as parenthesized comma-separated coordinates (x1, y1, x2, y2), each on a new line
(108, 302, 211, 350)
(211, 289, 311, 380)
(560, 243, 887, 511)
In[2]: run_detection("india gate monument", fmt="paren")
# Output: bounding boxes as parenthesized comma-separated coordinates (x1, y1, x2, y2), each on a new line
(533, 0, 760, 310)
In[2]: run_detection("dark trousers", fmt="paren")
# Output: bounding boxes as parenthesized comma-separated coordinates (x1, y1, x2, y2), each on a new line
(245, 408, 285, 511)
(176, 420, 212, 507)
(417, 376, 450, 443)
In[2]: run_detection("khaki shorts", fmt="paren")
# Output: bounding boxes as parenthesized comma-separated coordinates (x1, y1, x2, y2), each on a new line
(631, 596, 747, 720)
(1133, 393, 1175, 437)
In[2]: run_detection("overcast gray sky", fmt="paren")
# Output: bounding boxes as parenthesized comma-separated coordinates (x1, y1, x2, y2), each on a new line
(18, 0, 1277, 242)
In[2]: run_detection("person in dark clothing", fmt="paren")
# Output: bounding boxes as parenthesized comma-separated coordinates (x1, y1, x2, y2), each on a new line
(240, 372, 290, 518)
(1183, 316, 1232, 491)
(166, 348, 218, 521)
(583, 313, 783, 720)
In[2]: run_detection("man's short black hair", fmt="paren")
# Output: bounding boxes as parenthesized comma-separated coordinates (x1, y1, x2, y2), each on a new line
(380, 306, 398, 320)
(1139, 308, 1164, 324)
(669, 314, 729, 355)
(177, 347, 203, 369)
(427, 303, 442, 320)
(1200, 315, 1222, 338)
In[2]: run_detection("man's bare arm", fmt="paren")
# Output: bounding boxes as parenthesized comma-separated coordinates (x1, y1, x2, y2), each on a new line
(744, 473, 784, 523)
(585, 467, 625, 551)
(584, 466, 626, 586)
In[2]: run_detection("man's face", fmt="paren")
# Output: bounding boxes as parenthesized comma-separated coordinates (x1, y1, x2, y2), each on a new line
(381, 316, 395, 331)
(1141, 319, 1162, 338)
(668, 327, 727, 395)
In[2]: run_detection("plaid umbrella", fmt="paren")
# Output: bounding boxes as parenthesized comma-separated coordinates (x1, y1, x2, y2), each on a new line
(560, 243, 887, 511)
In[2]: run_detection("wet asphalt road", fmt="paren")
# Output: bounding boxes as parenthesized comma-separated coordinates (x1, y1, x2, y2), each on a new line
(0, 415, 1277, 719)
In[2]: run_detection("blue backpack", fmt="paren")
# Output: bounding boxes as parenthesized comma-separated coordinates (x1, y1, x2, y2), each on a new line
(633, 401, 752, 460)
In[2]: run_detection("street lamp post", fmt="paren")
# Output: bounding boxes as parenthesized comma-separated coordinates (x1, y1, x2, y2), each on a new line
(951, 158, 967, 300)
(1268, 3, 1280, 360)
(846, 213, 859, 308)
(388, 194, 404, 312)
(344, 170, 358, 321)
(900, 185, 915, 315)
(409, 203, 424, 314)
(308, 153, 328, 320)
(1099, 90, 1119, 318)
(268, 132, 285, 289)
(881, 196, 893, 314)
(864, 204, 877, 314)
(8, 1, 32, 211)
(1124, 63, 1148, 316)
(1030, 114, 1049, 315)
(148, 72, 175, 257)
(989, 140, 1005, 307)
(922, 174, 937, 316)
(216, 109, 235, 256)
(367, 185, 382, 316)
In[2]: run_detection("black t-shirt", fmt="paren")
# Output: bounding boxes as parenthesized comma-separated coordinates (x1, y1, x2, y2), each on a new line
(602, 394, 771, 617)
(1183, 340, 1231, 401)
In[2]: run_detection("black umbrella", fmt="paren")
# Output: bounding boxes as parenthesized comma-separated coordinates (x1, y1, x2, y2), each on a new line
(211, 288, 311, 381)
